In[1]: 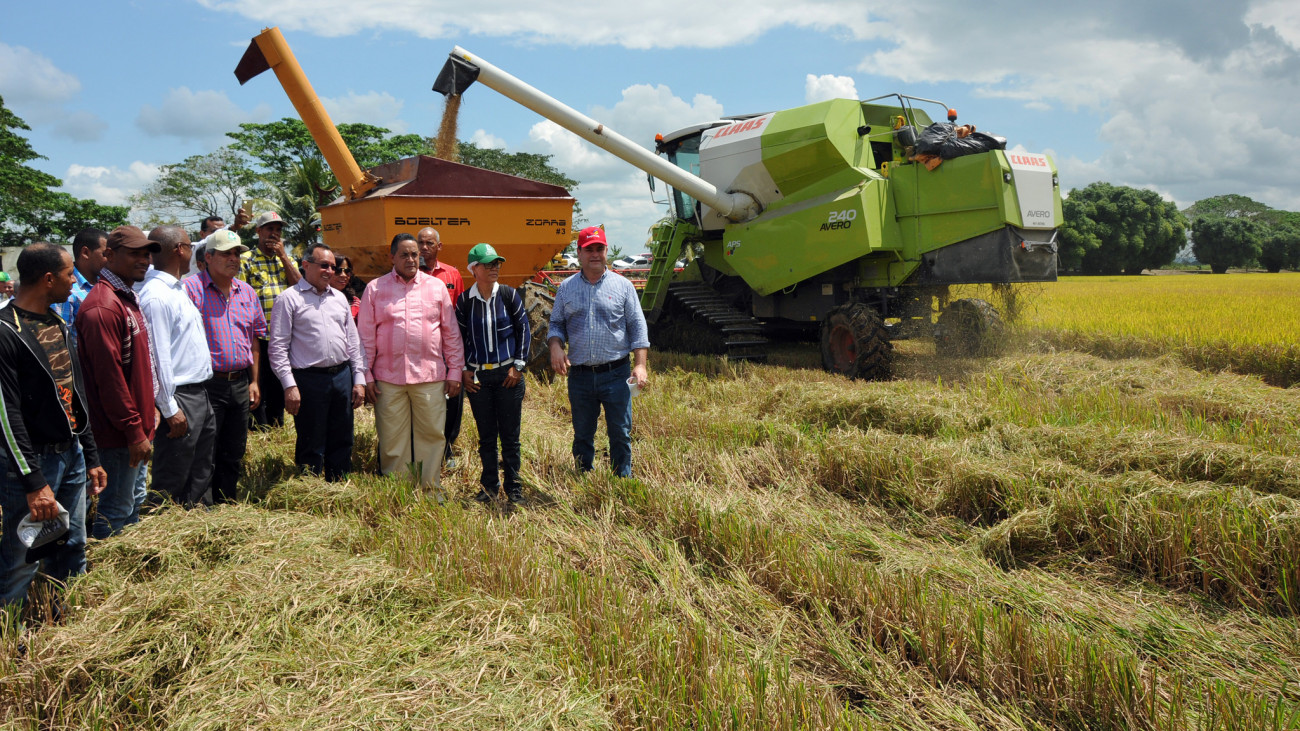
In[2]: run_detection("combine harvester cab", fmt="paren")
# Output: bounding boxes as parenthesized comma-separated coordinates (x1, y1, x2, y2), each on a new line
(435, 48, 1062, 378)
(233, 28, 574, 287)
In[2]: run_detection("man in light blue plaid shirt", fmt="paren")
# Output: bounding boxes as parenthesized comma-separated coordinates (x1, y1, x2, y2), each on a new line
(548, 226, 649, 477)
(51, 228, 107, 340)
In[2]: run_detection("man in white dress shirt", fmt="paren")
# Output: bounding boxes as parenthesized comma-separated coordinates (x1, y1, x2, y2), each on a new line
(141, 225, 216, 507)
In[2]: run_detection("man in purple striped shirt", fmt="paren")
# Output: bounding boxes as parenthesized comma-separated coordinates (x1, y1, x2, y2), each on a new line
(268, 243, 367, 480)
(182, 230, 267, 504)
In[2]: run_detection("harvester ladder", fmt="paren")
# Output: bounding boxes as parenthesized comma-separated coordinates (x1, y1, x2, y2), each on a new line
(640, 219, 696, 323)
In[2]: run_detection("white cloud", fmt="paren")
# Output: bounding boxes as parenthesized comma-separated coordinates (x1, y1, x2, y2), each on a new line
(0, 43, 80, 108)
(1246, 0, 1300, 48)
(52, 110, 108, 142)
(805, 74, 858, 104)
(136, 87, 272, 141)
(61, 162, 161, 207)
(320, 90, 407, 132)
(469, 129, 506, 149)
(519, 83, 723, 238)
(195, 0, 876, 48)
(848, 0, 1300, 212)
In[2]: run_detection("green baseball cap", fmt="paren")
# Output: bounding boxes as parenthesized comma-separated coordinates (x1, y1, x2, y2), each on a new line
(467, 243, 505, 267)
(0, 272, 10, 282)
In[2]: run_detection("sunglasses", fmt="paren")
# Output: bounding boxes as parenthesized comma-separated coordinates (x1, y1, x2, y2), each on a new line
(309, 261, 338, 271)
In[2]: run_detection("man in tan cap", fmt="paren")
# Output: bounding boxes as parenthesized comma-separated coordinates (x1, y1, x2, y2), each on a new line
(240, 211, 300, 428)
(186, 230, 266, 504)
(75, 225, 160, 538)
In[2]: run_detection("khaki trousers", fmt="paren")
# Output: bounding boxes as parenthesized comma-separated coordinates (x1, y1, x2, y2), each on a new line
(375, 380, 447, 488)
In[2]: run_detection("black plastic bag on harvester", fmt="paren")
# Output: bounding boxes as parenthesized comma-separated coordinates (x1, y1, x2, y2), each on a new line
(914, 122, 1005, 159)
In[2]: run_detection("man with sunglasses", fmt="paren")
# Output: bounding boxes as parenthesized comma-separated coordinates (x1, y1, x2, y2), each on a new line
(269, 243, 367, 480)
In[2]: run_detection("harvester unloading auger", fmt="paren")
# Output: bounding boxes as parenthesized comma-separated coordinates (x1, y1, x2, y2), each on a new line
(435, 47, 1062, 379)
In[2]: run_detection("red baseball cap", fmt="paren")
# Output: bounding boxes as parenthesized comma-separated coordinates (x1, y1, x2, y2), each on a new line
(576, 226, 607, 248)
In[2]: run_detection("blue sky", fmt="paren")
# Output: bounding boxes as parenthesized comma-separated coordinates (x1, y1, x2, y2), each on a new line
(3, 0, 1297, 246)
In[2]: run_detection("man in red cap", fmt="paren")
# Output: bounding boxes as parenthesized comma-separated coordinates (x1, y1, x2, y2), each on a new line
(547, 225, 649, 477)
(240, 211, 300, 428)
(76, 226, 160, 538)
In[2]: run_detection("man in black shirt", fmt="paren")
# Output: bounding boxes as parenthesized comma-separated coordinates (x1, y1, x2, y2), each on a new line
(0, 243, 107, 613)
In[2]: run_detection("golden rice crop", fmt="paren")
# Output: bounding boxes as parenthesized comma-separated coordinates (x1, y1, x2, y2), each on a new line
(5, 341, 1300, 729)
(958, 274, 1300, 386)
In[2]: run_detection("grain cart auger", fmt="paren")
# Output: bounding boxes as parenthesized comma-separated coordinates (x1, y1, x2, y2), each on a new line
(234, 27, 575, 290)
(435, 47, 1062, 379)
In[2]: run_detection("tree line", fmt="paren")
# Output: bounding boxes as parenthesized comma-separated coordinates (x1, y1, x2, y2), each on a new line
(0, 95, 130, 247)
(131, 118, 579, 248)
(1060, 183, 1300, 274)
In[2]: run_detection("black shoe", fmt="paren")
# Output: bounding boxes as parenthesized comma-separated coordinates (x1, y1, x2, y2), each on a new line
(506, 491, 530, 508)
(473, 490, 494, 504)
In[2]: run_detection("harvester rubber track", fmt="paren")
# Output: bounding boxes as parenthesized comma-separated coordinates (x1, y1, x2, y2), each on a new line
(660, 282, 768, 362)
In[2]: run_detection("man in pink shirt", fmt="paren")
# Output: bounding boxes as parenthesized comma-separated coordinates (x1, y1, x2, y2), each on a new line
(358, 234, 464, 492)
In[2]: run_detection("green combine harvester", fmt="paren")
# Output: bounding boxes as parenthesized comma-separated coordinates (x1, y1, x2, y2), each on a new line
(435, 49, 1062, 379)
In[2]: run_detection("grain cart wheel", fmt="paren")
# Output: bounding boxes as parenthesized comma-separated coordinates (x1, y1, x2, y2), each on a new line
(820, 304, 892, 380)
(521, 281, 556, 381)
(934, 298, 1004, 357)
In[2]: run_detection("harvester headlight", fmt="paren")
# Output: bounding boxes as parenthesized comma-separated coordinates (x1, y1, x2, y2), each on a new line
(1052, 174, 1059, 187)
(1003, 172, 1013, 183)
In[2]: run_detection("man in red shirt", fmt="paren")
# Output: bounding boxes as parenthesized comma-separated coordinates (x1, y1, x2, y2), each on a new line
(417, 227, 467, 471)
(76, 226, 160, 538)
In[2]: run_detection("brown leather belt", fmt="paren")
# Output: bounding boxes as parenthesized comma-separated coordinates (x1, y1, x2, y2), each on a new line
(209, 369, 248, 382)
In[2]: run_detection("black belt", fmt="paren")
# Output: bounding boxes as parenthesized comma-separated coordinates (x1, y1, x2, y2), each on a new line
(571, 359, 626, 374)
(36, 440, 73, 455)
(209, 369, 248, 382)
(294, 363, 349, 376)
(176, 382, 207, 392)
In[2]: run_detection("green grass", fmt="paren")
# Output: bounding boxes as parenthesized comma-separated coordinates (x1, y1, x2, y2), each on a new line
(3, 341, 1300, 729)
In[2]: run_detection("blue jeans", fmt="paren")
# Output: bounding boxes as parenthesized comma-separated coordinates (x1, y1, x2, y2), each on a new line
(568, 361, 633, 477)
(1, 442, 88, 609)
(93, 447, 148, 539)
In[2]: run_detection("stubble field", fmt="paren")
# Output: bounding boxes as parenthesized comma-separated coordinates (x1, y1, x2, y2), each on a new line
(2, 274, 1299, 729)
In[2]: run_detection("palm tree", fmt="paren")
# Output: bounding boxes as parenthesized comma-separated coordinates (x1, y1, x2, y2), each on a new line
(252, 157, 338, 256)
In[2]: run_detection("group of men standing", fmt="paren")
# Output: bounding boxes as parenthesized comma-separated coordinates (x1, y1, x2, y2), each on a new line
(0, 219, 650, 618)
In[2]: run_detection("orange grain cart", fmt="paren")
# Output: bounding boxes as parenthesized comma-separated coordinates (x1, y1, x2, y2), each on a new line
(235, 27, 574, 284)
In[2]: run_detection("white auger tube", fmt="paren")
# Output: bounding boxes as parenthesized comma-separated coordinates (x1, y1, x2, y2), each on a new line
(442, 46, 760, 223)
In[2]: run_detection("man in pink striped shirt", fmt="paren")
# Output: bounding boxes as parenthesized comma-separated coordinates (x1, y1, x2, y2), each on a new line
(358, 234, 464, 491)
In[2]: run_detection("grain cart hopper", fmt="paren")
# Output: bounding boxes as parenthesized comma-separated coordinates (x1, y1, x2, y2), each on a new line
(435, 48, 1061, 379)
(234, 27, 575, 286)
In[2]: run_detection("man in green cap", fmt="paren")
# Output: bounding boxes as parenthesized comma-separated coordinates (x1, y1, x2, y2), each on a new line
(0, 272, 13, 302)
(455, 243, 530, 506)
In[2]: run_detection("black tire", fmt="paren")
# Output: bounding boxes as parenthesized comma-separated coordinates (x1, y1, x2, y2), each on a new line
(934, 298, 1004, 357)
(820, 304, 892, 380)
(521, 281, 556, 380)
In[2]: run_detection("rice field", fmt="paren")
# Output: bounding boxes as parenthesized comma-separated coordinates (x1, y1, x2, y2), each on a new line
(987, 273, 1300, 387)
(3, 326, 1299, 729)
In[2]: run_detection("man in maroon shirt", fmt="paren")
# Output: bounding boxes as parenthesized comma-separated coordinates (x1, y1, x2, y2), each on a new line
(75, 226, 159, 539)
(417, 227, 466, 470)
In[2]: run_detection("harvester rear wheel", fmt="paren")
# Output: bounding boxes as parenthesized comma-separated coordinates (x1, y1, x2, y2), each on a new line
(820, 304, 892, 380)
(521, 281, 556, 381)
(934, 298, 1004, 357)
